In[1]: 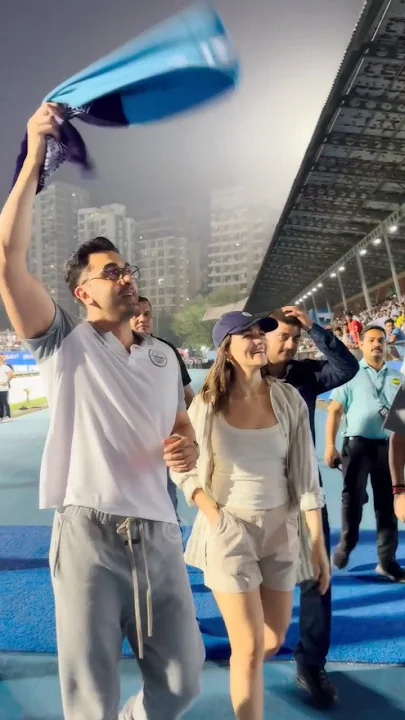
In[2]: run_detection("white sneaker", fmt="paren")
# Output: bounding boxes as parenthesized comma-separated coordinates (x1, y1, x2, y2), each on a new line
(2, 417, 11, 423)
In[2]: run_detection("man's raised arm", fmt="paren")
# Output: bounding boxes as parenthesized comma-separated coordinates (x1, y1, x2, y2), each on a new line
(0, 104, 62, 339)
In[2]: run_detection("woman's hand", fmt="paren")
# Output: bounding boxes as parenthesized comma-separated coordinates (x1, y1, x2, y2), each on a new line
(311, 543, 330, 595)
(206, 505, 221, 528)
(191, 489, 221, 527)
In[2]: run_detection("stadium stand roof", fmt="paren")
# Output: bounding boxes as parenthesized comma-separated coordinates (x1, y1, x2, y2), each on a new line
(245, 0, 405, 314)
(202, 297, 248, 322)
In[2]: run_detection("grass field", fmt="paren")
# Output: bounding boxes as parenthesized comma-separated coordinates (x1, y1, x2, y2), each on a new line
(10, 397, 48, 416)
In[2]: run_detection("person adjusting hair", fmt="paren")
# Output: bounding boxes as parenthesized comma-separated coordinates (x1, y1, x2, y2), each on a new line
(325, 324, 405, 584)
(265, 305, 359, 709)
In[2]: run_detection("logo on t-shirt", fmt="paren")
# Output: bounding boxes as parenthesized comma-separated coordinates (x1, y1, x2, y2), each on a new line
(148, 348, 168, 367)
(392, 378, 401, 385)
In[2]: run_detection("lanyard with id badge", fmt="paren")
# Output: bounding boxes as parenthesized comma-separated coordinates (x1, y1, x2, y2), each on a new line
(364, 367, 390, 419)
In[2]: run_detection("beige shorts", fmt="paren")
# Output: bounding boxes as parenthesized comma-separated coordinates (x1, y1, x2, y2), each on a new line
(203, 503, 299, 594)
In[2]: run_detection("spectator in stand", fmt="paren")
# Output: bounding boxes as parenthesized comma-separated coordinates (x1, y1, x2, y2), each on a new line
(385, 318, 405, 360)
(297, 297, 405, 356)
(341, 323, 352, 347)
(335, 327, 353, 349)
(395, 306, 405, 328)
(345, 312, 363, 345)
(385, 318, 405, 346)
(0, 329, 22, 349)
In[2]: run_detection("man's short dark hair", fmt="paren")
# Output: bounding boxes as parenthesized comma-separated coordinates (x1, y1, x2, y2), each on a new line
(64, 237, 119, 295)
(270, 311, 302, 329)
(360, 324, 386, 340)
(138, 296, 152, 309)
(385, 318, 394, 325)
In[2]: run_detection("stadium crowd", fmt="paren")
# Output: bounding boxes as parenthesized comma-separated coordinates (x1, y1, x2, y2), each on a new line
(0, 329, 22, 350)
(298, 296, 405, 361)
(2, 295, 405, 357)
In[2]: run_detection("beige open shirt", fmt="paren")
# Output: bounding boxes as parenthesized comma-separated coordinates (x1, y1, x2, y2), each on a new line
(171, 378, 325, 584)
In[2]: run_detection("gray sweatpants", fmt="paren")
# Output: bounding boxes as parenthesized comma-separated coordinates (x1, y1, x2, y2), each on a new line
(50, 506, 205, 719)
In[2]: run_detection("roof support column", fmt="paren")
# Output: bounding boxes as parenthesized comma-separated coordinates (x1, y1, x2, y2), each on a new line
(311, 293, 318, 323)
(383, 231, 401, 300)
(356, 252, 372, 312)
(337, 272, 347, 310)
(321, 288, 332, 315)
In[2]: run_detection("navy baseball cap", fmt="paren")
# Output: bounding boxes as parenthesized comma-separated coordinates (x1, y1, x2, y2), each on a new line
(212, 311, 278, 349)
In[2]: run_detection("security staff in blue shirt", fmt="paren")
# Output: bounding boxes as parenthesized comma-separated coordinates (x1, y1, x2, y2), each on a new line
(266, 306, 359, 709)
(325, 324, 405, 584)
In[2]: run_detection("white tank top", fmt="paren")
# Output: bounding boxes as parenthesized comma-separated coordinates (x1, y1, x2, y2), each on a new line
(210, 414, 289, 510)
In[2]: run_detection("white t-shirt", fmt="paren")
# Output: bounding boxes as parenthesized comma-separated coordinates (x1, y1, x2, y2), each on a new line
(25, 305, 185, 522)
(0, 366, 10, 388)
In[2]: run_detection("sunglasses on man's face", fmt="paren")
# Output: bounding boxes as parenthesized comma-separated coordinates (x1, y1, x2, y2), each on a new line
(83, 264, 140, 284)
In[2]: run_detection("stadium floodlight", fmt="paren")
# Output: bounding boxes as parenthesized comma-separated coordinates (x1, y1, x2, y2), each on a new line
(330, 272, 336, 278)
(389, 225, 398, 233)
(359, 249, 367, 256)
(373, 238, 381, 245)
(318, 282, 323, 287)
(339, 266, 345, 272)
(312, 287, 317, 292)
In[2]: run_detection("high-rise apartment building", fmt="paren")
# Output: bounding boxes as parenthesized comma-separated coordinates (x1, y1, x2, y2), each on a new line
(135, 207, 201, 314)
(208, 187, 271, 296)
(78, 204, 137, 265)
(29, 182, 90, 313)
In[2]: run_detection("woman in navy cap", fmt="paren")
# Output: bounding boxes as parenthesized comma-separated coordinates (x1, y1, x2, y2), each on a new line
(171, 311, 329, 720)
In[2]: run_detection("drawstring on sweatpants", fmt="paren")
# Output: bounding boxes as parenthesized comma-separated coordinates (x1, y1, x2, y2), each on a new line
(117, 518, 153, 659)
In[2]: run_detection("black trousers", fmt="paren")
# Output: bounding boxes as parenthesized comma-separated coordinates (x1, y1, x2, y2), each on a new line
(339, 436, 398, 569)
(294, 478, 331, 669)
(0, 390, 10, 419)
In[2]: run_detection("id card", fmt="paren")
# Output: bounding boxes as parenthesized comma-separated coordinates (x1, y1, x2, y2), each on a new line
(379, 406, 389, 419)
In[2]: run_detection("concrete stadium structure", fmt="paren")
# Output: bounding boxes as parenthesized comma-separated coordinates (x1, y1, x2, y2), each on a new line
(246, 0, 405, 316)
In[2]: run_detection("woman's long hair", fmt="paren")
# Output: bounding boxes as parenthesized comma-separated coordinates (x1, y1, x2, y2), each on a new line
(199, 336, 234, 414)
(200, 335, 272, 413)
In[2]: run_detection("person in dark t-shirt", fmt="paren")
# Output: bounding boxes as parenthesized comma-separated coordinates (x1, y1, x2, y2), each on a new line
(131, 296, 194, 518)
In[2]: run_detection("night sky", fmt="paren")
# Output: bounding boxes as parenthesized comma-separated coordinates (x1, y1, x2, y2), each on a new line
(1, 0, 365, 218)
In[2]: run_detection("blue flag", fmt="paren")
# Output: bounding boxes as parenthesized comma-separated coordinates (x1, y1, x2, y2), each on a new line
(12, 5, 239, 193)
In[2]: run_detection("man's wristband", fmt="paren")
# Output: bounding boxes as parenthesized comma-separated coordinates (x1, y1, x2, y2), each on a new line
(393, 484, 405, 496)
